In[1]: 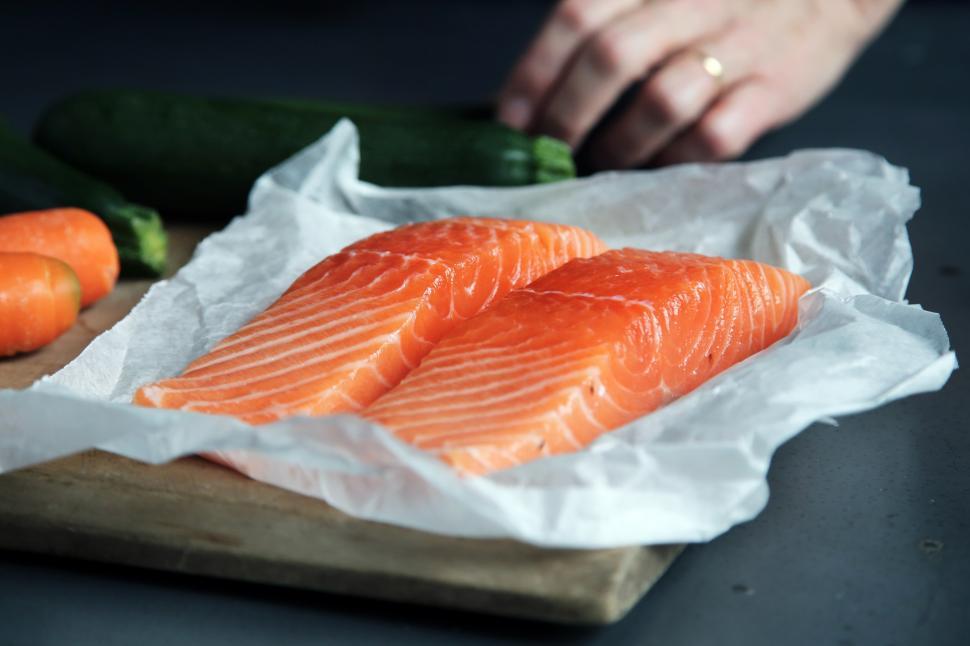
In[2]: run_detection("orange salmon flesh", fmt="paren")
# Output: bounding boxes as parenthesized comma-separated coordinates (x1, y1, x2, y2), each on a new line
(364, 248, 810, 475)
(133, 217, 606, 424)
(135, 219, 809, 475)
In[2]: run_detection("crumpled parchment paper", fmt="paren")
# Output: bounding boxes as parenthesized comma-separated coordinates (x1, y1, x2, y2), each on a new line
(0, 120, 955, 548)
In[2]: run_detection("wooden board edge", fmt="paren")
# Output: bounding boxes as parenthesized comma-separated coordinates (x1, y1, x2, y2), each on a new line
(0, 515, 679, 625)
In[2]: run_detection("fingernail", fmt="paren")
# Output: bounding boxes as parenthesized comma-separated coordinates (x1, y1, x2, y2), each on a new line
(498, 96, 532, 131)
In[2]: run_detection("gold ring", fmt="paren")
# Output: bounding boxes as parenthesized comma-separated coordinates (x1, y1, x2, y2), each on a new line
(698, 53, 724, 81)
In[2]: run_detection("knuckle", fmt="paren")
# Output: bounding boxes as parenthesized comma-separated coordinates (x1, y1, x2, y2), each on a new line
(529, 43, 558, 73)
(513, 65, 547, 96)
(696, 117, 741, 159)
(640, 78, 692, 125)
(541, 111, 581, 146)
(555, 0, 597, 34)
(587, 30, 632, 76)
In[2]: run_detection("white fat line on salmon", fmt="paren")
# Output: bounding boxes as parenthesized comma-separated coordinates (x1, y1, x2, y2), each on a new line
(338, 390, 364, 410)
(415, 418, 559, 448)
(508, 235, 524, 288)
(773, 266, 790, 331)
(410, 335, 652, 393)
(370, 358, 595, 413)
(410, 326, 560, 366)
(558, 227, 575, 266)
(199, 279, 408, 359)
(350, 248, 455, 269)
(747, 262, 771, 350)
(194, 263, 432, 355)
(574, 232, 588, 261)
(245, 385, 365, 422)
(402, 314, 436, 350)
(785, 274, 801, 328)
(515, 225, 543, 285)
(731, 262, 763, 351)
(257, 390, 341, 421)
(756, 265, 772, 349)
(416, 261, 461, 323)
(198, 267, 429, 363)
(435, 433, 551, 462)
(180, 348, 398, 413)
(775, 266, 797, 330)
(728, 266, 754, 367)
(278, 244, 459, 304)
(472, 435, 554, 461)
(247, 270, 413, 332)
(347, 221, 547, 283)
(741, 269, 757, 358)
(655, 377, 675, 400)
(377, 367, 600, 424)
(702, 269, 739, 372)
(670, 275, 718, 369)
(523, 232, 555, 281)
(388, 363, 639, 421)
(480, 238, 505, 309)
(159, 330, 400, 397)
(396, 339, 593, 384)
(269, 253, 388, 303)
(372, 353, 594, 417)
(371, 349, 597, 405)
(401, 367, 634, 441)
(393, 315, 437, 371)
(539, 387, 610, 449)
(703, 287, 738, 374)
(523, 226, 560, 285)
(437, 445, 504, 474)
(412, 403, 586, 451)
(754, 262, 774, 348)
(352, 356, 394, 390)
(176, 313, 411, 385)
(723, 268, 757, 370)
(136, 384, 167, 406)
(460, 253, 484, 298)
(738, 262, 766, 348)
(600, 363, 657, 408)
(268, 251, 431, 312)
(185, 299, 416, 376)
(518, 288, 658, 313)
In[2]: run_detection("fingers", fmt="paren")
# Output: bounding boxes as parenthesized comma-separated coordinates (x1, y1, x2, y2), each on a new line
(533, 1, 731, 148)
(654, 80, 783, 165)
(586, 25, 761, 169)
(497, 0, 642, 131)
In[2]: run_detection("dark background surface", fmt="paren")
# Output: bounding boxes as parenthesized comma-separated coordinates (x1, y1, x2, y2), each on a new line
(1, 1, 968, 644)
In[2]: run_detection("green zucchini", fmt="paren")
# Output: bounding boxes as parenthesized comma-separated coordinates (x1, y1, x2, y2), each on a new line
(33, 89, 575, 220)
(0, 122, 167, 277)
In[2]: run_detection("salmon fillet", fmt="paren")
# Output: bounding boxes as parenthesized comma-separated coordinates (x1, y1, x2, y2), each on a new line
(133, 217, 606, 424)
(365, 249, 811, 475)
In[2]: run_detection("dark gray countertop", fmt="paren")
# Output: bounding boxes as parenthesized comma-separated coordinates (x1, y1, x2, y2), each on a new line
(1, 2, 967, 644)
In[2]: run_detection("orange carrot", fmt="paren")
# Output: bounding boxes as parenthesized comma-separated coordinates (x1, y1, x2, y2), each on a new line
(0, 208, 119, 307)
(0, 252, 80, 356)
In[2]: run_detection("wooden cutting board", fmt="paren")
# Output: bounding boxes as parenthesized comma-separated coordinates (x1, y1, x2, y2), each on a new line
(0, 225, 683, 624)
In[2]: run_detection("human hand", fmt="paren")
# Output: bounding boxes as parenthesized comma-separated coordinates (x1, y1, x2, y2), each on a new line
(497, 0, 903, 169)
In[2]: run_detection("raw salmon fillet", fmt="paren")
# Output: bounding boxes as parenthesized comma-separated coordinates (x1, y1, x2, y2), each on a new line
(133, 217, 605, 424)
(365, 249, 811, 475)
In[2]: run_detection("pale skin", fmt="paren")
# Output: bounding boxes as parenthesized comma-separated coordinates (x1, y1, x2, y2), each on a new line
(497, 0, 905, 169)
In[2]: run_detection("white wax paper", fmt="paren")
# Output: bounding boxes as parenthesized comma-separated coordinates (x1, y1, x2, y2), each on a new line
(0, 121, 956, 548)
